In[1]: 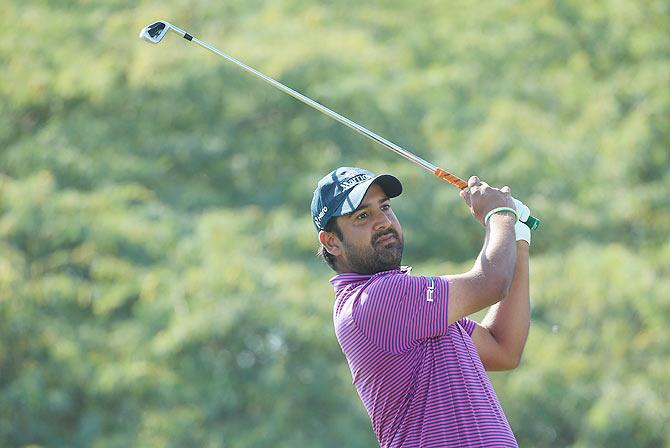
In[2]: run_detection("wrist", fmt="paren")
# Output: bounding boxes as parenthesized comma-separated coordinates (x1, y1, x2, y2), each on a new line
(485, 207, 519, 225)
(486, 211, 518, 230)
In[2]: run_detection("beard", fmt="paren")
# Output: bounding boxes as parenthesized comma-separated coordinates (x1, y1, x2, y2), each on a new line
(342, 227, 404, 275)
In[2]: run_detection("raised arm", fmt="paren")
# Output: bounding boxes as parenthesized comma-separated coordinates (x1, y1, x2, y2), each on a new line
(442, 176, 518, 324)
(471, 241, 530, 370)
(471, 199, 532, 370)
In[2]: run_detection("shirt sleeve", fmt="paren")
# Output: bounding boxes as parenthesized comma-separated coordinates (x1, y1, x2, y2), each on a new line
(456, 317, 477, 337)
(352, 273, 451, 354)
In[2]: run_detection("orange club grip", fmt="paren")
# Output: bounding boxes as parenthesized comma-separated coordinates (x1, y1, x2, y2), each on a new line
(434, 167, 468, 189)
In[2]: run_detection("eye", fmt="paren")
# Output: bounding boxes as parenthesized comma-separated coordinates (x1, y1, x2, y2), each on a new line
(381, 203, 391, 211)
(356, 212, 368, 220)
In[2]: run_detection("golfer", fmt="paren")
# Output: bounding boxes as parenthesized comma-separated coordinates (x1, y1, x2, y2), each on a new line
(311, 167, 531, 447)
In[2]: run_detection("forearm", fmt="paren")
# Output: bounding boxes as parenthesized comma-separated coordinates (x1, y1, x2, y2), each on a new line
(481, 241, 530, 367)
(443, 179, 520, 323)
(475, 213, 517, 301)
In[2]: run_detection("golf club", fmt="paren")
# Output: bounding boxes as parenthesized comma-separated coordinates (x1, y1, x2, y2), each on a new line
(139, 20, 540, 230)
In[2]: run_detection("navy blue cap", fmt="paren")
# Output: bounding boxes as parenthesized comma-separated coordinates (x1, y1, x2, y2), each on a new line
(311, 167, 403, 231)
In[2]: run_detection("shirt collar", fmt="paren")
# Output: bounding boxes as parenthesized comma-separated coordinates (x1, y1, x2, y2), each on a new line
(330, 266, 412, 291)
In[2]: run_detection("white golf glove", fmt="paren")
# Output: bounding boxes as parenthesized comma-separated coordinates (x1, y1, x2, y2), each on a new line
(513, 198, 531, 245)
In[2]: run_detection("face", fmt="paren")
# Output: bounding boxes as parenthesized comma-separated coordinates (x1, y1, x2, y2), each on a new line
(321, 184, 404, 274)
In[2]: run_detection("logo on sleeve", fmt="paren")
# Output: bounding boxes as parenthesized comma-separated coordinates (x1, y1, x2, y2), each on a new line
(426, 277, 434, 302)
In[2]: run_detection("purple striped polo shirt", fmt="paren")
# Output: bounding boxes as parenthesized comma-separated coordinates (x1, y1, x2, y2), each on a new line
(331, 267, 518, 447)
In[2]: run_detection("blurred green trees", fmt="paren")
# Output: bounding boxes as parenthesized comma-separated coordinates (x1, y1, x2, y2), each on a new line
(1, 0, 668, 446)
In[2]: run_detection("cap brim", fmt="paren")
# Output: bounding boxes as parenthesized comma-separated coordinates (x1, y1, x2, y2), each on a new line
(336, 174, 403, 217)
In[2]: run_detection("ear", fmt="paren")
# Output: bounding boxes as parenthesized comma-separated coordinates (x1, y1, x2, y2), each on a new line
(319, 229, 343, 257)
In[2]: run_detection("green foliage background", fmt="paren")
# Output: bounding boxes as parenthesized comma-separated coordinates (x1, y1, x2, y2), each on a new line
(1, 0, 669, 446)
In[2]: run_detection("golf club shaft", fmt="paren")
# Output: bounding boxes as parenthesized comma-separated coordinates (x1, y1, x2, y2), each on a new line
(171, 29, 441, 174)
(165, 25, 540, 230)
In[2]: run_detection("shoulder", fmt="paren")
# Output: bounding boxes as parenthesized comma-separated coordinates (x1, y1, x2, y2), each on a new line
(362, 270, 416, 299)
(358, 271, 442, 311)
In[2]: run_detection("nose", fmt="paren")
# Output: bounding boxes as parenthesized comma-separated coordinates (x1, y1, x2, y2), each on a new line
(372, 211, 393, 231)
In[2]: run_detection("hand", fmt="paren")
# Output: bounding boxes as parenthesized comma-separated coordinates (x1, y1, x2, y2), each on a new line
(460, 176, 515, 226)
(513, 198, 531, 245)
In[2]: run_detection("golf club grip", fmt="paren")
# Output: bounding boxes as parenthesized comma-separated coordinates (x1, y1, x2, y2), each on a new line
(434, 167, 468, 189)
(433, 168, 541, 230)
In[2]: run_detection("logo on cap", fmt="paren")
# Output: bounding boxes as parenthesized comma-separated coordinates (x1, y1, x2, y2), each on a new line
(314, 206, 328, 228)
(339, 174, 372, 191)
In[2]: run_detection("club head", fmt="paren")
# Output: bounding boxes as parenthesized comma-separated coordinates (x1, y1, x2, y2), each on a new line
(139, 21, 171, 44)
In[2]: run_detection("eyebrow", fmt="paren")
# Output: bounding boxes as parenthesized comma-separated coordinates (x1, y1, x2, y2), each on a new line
(351, 196, 390, 215)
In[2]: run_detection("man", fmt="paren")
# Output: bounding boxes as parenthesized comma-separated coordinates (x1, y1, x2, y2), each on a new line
(311, 167, 531, 447)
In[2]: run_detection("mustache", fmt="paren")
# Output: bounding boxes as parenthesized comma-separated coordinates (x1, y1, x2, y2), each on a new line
(372, 228, 400, 245)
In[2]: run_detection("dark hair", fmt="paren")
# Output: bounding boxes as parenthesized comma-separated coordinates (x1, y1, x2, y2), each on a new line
(317, 218, 343, 272)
